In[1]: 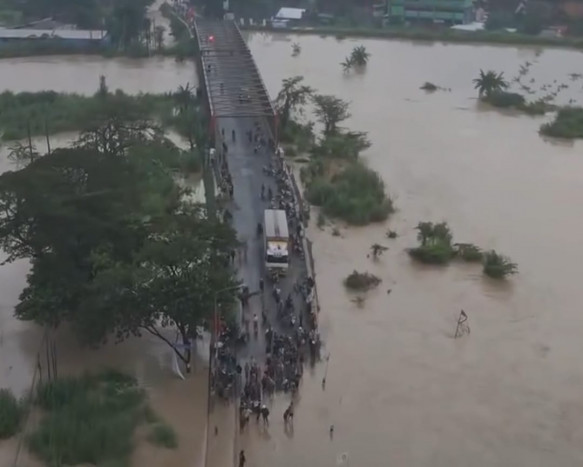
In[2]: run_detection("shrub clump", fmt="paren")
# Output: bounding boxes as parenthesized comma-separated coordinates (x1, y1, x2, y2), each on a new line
(148, 423, 178, 449)
(305, 161, 394, 225)
(27, 370, 160, 467)
(483, 250, 518, 279)
(344, 270, 381, 291)
(454, 243, 483, 262)
(408, 221, 455, 264)
(540, 107, 583, 139)
(0, 388, 23, 439)
(420, 82, 438, 91)
(485, 90, 526, 108)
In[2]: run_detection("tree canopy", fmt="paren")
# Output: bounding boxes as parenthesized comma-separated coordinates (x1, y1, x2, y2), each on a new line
(0, 92, 237, 368)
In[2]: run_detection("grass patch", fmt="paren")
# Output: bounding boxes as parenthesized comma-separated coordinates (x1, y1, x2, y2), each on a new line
(0, 90, 176, 141)
(148, 423, 178, 449)
(483, 250, 518, 279)
(305, 160, 393, 226)
(27, 370, 161, 467)
(540, 107, 583, 139)
(344, 270, 381, 291)
(0, 388, 23, 439)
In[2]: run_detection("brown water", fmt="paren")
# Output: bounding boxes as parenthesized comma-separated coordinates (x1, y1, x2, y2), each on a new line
(0, 38, 582, 467)
(240, 34, 583, 467)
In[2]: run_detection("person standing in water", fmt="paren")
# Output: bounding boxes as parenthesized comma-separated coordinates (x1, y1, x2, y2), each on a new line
(239, 450, 246, 467)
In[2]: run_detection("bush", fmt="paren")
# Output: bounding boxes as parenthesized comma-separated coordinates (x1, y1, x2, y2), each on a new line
(310, 131, 371, 160)
(540, 107, 583, 139)
(0, 388, 23, 439)
(148, 423, 178, 448)
(485, 91, 526, 109)
(483, 250, 518, 279)
(408, 241, 455, 264)
(28, 371, 149, 466)
(420, 82, 438, 91)
(305, 161, 394, 225)
(454, 243, 483, 262)
(343, 271, 381, 291)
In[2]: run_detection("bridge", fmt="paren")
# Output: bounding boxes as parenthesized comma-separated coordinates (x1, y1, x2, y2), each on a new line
(192, 19, 278, 143)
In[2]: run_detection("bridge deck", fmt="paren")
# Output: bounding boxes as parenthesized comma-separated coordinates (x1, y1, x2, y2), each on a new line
(193, 19, 276, 120)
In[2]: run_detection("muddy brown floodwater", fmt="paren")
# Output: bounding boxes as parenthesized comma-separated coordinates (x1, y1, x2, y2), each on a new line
(241, 33, 583, 467)
(0, 37, 582, 467)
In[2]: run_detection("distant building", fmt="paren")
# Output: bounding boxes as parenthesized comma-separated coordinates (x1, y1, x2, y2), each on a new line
(271, 7, 306, 27)
(388, 0, 474, 24)
(0, 28, 109, 49)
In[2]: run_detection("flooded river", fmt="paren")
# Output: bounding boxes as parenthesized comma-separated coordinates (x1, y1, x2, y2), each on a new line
(0, 36, 582, 466)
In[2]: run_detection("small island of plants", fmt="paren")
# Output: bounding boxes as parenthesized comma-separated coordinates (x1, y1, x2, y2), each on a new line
(275, 76, 394, 226)
(540, 107, 583, 139)
(344, 270, 381, 291)
(408, 221, 517, 279)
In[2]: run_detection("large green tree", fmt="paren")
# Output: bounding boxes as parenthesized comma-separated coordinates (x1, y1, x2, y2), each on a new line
(0, 101, 233, 365)
(312, 94, 352, 136)
(276, 76, 314, 130)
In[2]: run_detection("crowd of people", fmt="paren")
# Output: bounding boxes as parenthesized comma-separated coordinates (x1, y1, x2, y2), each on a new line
(210, 121, 322, 435)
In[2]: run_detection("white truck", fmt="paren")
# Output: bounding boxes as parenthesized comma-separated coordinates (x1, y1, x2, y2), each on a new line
(264, 209, 289, 274)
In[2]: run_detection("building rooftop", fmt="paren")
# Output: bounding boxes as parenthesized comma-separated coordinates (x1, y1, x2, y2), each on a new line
(275, 7, 306, 20)
(0, 28, 107, 40)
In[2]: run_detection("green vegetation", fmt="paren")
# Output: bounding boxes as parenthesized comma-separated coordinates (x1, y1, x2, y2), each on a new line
(148, 423, 178, 448)
(277, 76, 393, 226)
(540, 107, 583, 139)
(454, 243, 483, 262)
(341, 45, 370, 72)
(408, 221, 455, 265)
(0, 82, 238, 369)
(408, 222, 517, 279)
(305, 161, 393, 225)
(474, 70, 554, 116)
(473, 69, 508, 98)
(27, 371, 169, 466)
(0, 388, 23, 439)
(0, 88, 174, 141)
(483, 250, 518, 279)
(343, 270, 381, 291)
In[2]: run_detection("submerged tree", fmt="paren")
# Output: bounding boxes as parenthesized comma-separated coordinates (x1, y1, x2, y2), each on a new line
(275, 76, 314, 130)
(341, 57, 354, 73)
(350, 45, 370, 67)
(482, 250, 517, 279)
(312, 94, 351, 136)
(473, 69, 508, 98)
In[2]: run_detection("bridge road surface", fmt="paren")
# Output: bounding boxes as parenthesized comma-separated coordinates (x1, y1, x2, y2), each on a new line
(198, 20, 309, 467)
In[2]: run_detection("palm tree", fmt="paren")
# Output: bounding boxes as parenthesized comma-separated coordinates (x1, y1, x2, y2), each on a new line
(350, 45, 370, 67)
(473, 69, 508, 98)
(341, 57, 353, 74)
